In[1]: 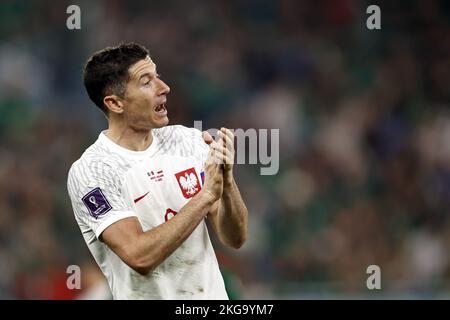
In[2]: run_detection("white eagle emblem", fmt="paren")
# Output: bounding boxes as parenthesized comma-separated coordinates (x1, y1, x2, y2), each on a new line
(179, 172, 198, 195)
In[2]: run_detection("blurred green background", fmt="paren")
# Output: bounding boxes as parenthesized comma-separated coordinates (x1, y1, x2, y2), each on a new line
(0, 0, 449, 299)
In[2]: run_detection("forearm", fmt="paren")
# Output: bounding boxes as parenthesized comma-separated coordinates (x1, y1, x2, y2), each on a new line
(216, 174, 248, 248)
(132, 190, 216, 273)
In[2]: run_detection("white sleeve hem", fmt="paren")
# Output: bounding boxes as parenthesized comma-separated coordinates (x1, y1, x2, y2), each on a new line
(94, 210, 138, 239)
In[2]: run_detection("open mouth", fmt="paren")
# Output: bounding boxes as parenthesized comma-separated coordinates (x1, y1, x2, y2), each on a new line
(154, 103, 167, 117)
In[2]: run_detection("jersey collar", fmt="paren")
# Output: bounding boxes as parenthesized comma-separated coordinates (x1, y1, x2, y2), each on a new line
(98, 130, 159, 159)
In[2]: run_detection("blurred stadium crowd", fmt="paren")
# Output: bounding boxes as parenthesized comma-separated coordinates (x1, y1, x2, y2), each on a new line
(0, 0, 449, 299)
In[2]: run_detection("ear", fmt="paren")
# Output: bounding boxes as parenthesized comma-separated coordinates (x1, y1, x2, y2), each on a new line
(103, 95, 124, 114)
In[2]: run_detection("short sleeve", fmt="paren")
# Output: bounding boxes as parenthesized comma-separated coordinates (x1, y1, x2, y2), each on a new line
(67, 160, 137, 239)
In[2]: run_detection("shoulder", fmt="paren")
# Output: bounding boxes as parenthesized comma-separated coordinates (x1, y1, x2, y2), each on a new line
(154, 125, 205, 153)
(67, 140, 128, 188)
(153, 125, 202, 142)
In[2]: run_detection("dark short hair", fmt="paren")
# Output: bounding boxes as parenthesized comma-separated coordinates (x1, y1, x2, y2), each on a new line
(83, 42, 149, 114)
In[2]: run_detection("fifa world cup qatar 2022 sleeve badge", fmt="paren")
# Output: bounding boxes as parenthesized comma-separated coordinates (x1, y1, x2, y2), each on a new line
(82, 187, 112, 219)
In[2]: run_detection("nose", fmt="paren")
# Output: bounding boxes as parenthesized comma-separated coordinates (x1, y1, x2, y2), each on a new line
(158, 78, 170, 95)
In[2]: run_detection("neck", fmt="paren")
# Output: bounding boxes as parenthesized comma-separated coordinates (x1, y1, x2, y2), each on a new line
(105, 121, 154, 152)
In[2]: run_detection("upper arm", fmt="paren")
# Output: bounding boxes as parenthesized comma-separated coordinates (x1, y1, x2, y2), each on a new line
(100, 216, 144, 269)
(68, 161, 142, 267)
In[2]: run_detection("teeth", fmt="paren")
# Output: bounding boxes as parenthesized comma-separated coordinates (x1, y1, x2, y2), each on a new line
(155, 104, 165, 112)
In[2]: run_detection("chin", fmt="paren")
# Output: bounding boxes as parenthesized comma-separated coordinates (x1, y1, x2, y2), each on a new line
(153, 117, 169, 128)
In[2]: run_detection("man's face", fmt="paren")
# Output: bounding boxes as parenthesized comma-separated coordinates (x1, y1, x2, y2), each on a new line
(121, 56, 170, 130)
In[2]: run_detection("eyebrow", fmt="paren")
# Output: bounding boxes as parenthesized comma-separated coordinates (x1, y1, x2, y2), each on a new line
(138, 72, 152, 80)
(138, 71, 159, 81)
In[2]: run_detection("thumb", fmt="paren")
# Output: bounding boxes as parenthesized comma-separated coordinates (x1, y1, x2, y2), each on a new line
(202, 131, 214, 145)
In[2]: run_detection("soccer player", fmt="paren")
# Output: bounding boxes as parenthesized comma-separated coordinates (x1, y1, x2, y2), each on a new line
(67, 43, 248, 299)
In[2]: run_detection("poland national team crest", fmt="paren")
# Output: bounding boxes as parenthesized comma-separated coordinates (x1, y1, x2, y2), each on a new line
(175, 167, 201, 199)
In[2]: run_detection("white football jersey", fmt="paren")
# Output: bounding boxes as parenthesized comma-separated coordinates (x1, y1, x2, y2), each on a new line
(67, 125, 228, 300)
